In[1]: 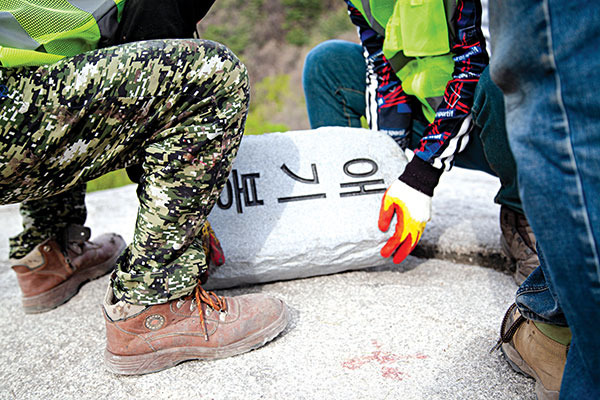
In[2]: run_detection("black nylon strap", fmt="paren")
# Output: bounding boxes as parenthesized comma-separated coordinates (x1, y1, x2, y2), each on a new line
(360, 0, 386, 36)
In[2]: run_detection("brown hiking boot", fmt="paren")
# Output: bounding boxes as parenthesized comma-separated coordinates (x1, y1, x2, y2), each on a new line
(493, 304, 567, 400)
(10, 225, 126, 314)
(500, 206, 539, 285)
(103, 283, 289, 375)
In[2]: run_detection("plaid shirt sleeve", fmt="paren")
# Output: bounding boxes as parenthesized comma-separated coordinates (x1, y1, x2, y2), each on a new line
(345, 0, 489, 196)
(346, 1, 413, 134)
(401, 0, 489, 196)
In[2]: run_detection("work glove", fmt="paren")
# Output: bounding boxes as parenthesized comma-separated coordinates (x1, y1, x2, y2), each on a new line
(199, 221, 225, 284)
(378, 179, 432, 264)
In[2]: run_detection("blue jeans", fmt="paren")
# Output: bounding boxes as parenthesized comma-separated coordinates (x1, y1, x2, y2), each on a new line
(303, 39, 523, 213)
(489, 0, 600, 397)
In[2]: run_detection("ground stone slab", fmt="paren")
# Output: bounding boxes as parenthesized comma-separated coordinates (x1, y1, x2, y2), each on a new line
(0, 257, 533, 400)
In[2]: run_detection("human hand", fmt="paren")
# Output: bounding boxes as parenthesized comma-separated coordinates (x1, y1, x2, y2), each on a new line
(378, 180, 432, 264)
(201, 221, 225, 266)
(199, 221, 225, 284)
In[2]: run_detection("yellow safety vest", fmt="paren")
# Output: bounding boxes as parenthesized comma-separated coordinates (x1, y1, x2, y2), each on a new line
(349, 0, 456, 122)
(0, 0, 125, 68)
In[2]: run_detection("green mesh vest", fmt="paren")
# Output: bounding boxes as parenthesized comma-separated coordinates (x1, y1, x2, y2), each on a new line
(349, 0, 456, 122)
(0, 0, 125, 67)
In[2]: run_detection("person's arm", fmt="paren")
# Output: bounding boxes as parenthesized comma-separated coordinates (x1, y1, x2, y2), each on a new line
(346, 1, 412, 144)
(379, 0, 489, 264)
(399, 0, 489, 196)
(115, 0, 217, 44)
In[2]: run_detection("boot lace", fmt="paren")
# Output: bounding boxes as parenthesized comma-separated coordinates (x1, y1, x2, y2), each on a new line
(194, 284, 228, 341)
(491, 303, 526, 353)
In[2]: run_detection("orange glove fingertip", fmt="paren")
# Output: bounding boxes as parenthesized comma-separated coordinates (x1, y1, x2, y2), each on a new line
(378, 205, 395, 231)
(381, 235, 400, 258)
(391, 234, 415, 264)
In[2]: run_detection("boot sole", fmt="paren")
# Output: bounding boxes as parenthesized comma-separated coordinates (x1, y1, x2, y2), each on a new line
(104, 302, 289, 375)
(501, 342, 560, 400)
(21, 241, 127, 314)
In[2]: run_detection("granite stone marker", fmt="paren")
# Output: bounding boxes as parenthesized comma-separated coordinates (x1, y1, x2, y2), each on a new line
(205, 127, 408, 289)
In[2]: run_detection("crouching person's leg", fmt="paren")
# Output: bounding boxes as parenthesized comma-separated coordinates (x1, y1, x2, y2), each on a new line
(0, 39, 288, 372)
(8, 183, 127, 314)
(9, 184, 88, 260)
(470, 68, 539, 285)
(99, 41, 288, 375)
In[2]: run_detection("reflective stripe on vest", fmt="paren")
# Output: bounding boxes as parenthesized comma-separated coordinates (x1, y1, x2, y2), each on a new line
(0, 12, 40, 50)
(350, 0, 389, 35)
(0, 0, 124, 67)
(71, 0, 122, 43)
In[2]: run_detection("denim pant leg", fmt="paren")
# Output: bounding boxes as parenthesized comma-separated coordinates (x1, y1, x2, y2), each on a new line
(515, 250, 567, 326)
(303, 40, 366, 129)
(490, 0, 600, 396)
(470, 68, 523, 214)
(411, 68, 522, 212)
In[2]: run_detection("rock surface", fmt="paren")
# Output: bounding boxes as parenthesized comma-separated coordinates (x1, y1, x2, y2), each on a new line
(206, 127, 408, 288)
(0, 128, 509, 285)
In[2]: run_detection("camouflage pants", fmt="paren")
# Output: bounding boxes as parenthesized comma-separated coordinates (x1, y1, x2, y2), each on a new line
(8, 184, 87, 259)
(0, 39, 249, 305)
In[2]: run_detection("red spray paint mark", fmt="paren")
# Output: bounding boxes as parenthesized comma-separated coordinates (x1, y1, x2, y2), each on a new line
(341, 340, 428, 381)
(381, 367, 406, 381)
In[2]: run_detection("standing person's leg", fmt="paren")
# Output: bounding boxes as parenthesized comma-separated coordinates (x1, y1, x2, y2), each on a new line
(303, 40, 367, 128)
(490, 0, 600, 398)
(0, 39, 288, 373)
